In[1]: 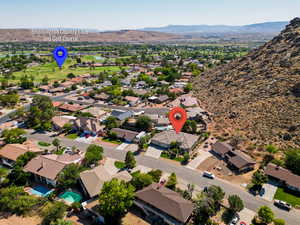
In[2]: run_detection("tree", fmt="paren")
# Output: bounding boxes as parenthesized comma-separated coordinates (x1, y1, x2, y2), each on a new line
(15, 151, 37, 168)
(42, 75, 49, 85)
(0, 186, 39, 215)
(228, 195, 244, 214)
(98, 179, 135, 223)
(285, 149, 300, 175)
(136, 115, 152, 131)
(182, 120, 197, 134)
(62, 123, 73, 133)
(41, 202, 67, 225)
(256, 206, 274, 225)
(169, 141, 181, 159)
(165, 173, 177, 190)
(20, 74, 34, 89)
(0, 92, 19, 107)
(194, 193, 217, 224)
(57, 163, 82, 189)
(2, 128, 26, 144)
(183, 152, 190, 164)
(184, 83, 193, 93)
(265, 145, 278, 154)
(147, 169, 162, 183)
(125, 151, 136, 169)
(84, 144, 103, 167)
(131, 172, 153, 190)
(251, 170, 268, 191)
(273, 218, 285, 225)
(138, 135, 150, 150)
(206, 185, 225, 206)
(27, 95, 54, 130)
(104, 116, 118, 130)
(50, 219, 73, 225)
(52, 138, 61, 151)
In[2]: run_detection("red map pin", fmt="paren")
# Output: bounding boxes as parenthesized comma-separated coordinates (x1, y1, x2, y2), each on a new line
(169, 107, 187, 134)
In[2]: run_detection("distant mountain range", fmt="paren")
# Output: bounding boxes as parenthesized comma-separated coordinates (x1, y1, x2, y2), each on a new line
(140, 21, 289, 34)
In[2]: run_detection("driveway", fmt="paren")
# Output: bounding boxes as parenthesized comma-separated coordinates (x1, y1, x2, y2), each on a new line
(116, 143, 129, 150)
(261, 182, 278, 201)
(239, 208, 256, 225)
(186, 150, 212, 169)
(145, 146, 163, 159)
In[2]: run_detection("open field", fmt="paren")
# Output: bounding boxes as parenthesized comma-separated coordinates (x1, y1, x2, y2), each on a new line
(10, 58, 123, 82)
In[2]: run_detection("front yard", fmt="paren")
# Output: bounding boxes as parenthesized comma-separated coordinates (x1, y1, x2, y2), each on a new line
(65, 133, 79, 139)
(274, 187, 300, 207)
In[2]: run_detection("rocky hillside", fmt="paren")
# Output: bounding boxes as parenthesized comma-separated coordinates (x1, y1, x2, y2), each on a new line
(193, 18, 300, 150)
(0, 29, 183, 42)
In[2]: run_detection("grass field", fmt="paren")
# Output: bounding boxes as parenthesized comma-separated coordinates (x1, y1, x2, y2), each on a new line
(274, 187, 300, 207)
(10, 57, 123, 82)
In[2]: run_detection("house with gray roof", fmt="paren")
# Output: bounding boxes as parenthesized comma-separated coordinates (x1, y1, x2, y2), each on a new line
(150, 130, 199, 154)
(111, 109, 133, 121)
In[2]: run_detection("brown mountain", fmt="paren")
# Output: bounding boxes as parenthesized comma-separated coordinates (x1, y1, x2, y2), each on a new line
(193, 18, 300, 150)
(0, 29, 183, 42)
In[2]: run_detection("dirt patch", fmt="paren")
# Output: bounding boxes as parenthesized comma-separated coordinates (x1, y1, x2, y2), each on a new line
(0, 214, 41, 225)
(122, 212, 150, 225)
(197, 156, 255, 186)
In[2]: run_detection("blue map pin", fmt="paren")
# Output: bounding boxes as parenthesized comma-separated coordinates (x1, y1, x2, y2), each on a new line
(53, 46, 68, 68)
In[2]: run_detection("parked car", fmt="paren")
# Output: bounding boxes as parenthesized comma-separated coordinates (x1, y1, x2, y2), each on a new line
(229, 214, 240, 225)
(203, 171, 215, 179)
(274, 200, 292, 211)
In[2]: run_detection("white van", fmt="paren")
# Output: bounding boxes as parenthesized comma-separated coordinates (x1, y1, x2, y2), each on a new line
(203, 171, 215, 179)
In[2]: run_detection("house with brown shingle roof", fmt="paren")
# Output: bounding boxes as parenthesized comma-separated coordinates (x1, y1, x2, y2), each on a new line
(135, 183, 194, 225)
(111, 128, 139, 143)
(80, 165, 132, 198)
(265, 163, 300, 192)
(151, 130, 199, 154)
(52, 116, 75, 131)
(23, 155, 68, 186)
(211, 142, 255, 173)
(58, 103, 86, 112)
(73, 117, 103, 136)
(0, 140, 43, 168)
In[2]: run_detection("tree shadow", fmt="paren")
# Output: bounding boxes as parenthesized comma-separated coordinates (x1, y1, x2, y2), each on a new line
(222, 209, 234, 224)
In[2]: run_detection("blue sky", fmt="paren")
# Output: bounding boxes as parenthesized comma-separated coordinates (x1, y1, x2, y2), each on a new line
(1, 0, 299, 30)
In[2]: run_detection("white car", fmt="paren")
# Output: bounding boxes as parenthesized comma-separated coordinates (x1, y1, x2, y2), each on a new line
(203, 171, 215, 179)
(229, 214, 240, 225)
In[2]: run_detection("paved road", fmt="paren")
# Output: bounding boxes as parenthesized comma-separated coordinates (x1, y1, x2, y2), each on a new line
(26, 132, 300, 225)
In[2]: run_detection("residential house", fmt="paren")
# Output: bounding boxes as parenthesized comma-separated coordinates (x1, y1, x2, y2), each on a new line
(52, 116, 75, 131)
(49, 87, 65, 93)
(93, 93, 110, 102)
(154, 95, 169, 104)
(111, 128, 139, 143)
(265, 163, 300, 193)
(24, 155, 67, 186)
(132, 88, 148, 96)
(0, 140, 43, 167)
(24, 152, 83, 186)
(124, 96, 140, 106)
(169, 95, 198, 108)
(211, 142, 255, 173)
(73, 117, 103, 136)
(135, 183, 194, 225)
(151, 130, 199, 154)
(82, 107, 108, 120)
(111, 109, 133, 121)
(58, 103, 86, 113)
(80, 165, 132, 198)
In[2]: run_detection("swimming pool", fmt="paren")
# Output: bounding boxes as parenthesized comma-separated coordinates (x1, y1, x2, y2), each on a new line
(29, 185, 53, 197)
(59, 191, 82, 203)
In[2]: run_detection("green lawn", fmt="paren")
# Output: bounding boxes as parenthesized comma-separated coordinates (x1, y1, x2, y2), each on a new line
(274, 187, 300, 207)
(102, 137, 122, 144)
(65, 133, 79, 139)
(11, 58, 124, 82)
(161, 152, 184, 163)
(38, 141, 51, 147)
(114, 161, 126, 169)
